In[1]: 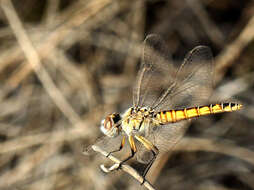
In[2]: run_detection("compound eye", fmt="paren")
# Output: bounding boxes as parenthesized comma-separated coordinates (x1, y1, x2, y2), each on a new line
(104, 116, 113, 130)
(100, 113, 121, 137)
(103, 113, 121, 130)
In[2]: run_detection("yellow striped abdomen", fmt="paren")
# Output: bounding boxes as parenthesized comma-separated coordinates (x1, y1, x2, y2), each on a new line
(156, 103, 242, 123)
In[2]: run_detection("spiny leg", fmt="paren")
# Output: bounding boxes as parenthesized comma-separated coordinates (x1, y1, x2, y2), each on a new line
(118, 135, 137, 168)
(106, 136, 126, 157)
(143, 151, 157, 179)
(135, 135, 159, 185)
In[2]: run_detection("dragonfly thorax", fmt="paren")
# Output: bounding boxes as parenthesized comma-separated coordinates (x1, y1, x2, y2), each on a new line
(121, 107, 155, 136)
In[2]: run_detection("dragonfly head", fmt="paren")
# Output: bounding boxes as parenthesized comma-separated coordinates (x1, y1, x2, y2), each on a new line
(100, 113, 121, 137)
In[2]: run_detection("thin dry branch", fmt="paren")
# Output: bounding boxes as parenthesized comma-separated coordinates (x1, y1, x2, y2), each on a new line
(0, 120, 95, 154)
(1, 0, 82, 125)
(186, 0, 225, 48)
(145, 136, 254, 185)
(215, 14, 254, 83)
(0, 143, 61, 189)
(85, 145, 156, 190)
(1, 0, 116, 89)
(177, 137, 254, 165)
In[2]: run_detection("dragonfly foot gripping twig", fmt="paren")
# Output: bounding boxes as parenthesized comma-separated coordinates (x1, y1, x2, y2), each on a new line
(87, 145, 156, 190)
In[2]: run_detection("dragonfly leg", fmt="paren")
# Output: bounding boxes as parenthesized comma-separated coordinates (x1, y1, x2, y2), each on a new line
(142, 151, 157, 184)
(118, 136, 137, 168)
(106, 136, 126, 157)
(135, 135, 159, 185)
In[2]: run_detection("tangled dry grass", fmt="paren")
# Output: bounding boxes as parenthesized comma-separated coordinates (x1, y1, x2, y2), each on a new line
(0, 0, 254, 189)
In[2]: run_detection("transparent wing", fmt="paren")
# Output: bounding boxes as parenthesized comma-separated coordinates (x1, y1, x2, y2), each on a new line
(136, 121, 188, 164)
(83, 135, 123, 156)
(133, 34, 175, 108)
(153, 45, 214, 111)
(133, 34, 213, 111)
(135, 40, 214, 163)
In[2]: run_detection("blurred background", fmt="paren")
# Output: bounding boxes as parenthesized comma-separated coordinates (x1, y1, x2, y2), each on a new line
(0, 0, 254, 189)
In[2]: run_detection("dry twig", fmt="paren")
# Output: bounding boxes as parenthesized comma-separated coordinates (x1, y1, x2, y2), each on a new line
(177, 137, 254, 165)
(215, 14, 254, 82)
(84, 145, 156, 190)
(1, 0, 84, 126)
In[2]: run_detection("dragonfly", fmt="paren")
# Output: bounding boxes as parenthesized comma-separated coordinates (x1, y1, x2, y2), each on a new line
(85, 34, 242, 183)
